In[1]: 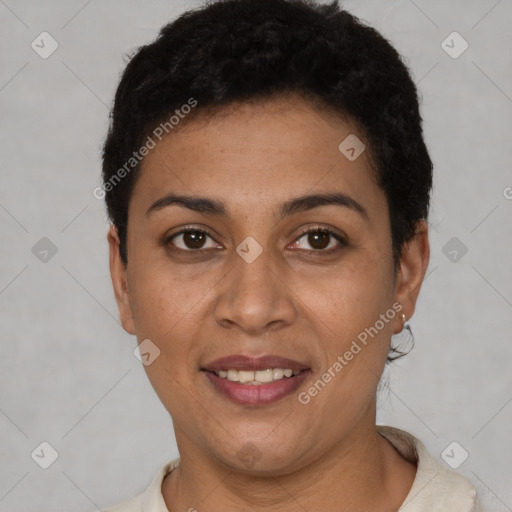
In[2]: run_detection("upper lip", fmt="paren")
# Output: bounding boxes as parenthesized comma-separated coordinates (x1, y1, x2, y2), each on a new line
(201, 354, 310, 372)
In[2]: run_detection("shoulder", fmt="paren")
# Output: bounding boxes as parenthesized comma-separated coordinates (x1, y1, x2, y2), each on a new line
(100, 457, 181, 512)
(377, 425, 477, 512)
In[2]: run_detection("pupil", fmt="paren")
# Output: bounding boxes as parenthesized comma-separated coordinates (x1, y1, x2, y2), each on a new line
(185, 231, 205, 249)
(309, 231, 329, 249)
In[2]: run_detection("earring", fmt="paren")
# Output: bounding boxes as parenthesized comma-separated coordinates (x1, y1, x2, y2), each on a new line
(401, 313, 414, 340)
(401, 313, 410, 332)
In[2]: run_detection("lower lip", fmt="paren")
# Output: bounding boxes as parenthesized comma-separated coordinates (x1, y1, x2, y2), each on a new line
(203, 370, 310, 406)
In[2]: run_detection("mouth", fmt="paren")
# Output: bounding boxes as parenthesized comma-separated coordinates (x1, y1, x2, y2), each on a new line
(201, 354, 311, 405)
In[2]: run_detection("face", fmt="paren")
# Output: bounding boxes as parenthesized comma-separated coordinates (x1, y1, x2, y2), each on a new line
(108, 95, 429, 475)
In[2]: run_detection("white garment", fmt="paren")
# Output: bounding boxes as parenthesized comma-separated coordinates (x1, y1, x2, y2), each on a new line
(103, 426, 477, 512)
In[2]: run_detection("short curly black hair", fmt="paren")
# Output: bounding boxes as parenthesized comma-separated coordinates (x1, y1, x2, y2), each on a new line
(101, 0, 433, 272)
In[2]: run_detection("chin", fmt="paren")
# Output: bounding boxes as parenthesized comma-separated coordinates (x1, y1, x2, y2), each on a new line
(210, 432, 306, 475)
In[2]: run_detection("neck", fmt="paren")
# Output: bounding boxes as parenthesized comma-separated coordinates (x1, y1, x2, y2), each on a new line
(162, 422, 416, 512)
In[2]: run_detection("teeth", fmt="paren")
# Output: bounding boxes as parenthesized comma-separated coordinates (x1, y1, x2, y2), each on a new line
(238, 370, 255, 383)
(214, 368, 301, 384)
(227, 369, 239, 381)
(256, 369, 274, 382)
(273, 368, 284, 380)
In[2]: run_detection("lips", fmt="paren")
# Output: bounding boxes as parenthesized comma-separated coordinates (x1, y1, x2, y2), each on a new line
(201, 354, 310, 372)
(200, 354, 311, 405)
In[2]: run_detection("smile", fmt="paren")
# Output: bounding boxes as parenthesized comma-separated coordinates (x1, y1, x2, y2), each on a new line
(201, 354, 311, 405)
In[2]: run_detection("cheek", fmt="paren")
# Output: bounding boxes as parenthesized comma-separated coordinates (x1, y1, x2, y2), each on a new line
(126, 278, 197, 395)
(301, 255, 396, 392)
(302, 281, 394, 416)
(308, 255, 395, 333)
(127, 258, 206, 334)
(129, 269, 202, 409)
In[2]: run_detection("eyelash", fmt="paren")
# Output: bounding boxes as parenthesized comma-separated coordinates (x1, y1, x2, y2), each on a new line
(165, 225, 347, 255)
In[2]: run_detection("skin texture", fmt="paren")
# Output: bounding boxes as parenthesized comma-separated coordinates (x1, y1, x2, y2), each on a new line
(108, 94, 430, 511)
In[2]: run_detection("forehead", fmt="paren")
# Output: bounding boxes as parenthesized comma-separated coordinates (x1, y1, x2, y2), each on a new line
(130, 95, 384, 219)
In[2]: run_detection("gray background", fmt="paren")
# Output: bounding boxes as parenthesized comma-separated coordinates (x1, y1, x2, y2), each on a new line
(1, 0, 511, 510)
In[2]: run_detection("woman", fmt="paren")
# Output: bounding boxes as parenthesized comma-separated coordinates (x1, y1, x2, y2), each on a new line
(100, 0, 478, 510)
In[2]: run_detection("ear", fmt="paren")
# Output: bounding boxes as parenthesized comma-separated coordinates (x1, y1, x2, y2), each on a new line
(393, 219, 430, 333)
(107, 224, 136, 335)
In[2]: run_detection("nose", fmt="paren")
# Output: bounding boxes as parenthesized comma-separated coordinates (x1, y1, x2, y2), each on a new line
(213, 245, 298, 335)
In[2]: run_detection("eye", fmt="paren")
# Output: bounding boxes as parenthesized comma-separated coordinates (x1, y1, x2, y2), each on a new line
(165, 226, 346, 255)
(166, 227, 221, 252)
(291, 227, 347, 252)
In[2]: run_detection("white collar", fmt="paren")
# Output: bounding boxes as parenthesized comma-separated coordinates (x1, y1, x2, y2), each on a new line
(377, 426, 476, 511)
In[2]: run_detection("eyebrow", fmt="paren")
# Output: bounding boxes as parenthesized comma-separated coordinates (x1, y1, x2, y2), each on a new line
(146, 191, 368, 221)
